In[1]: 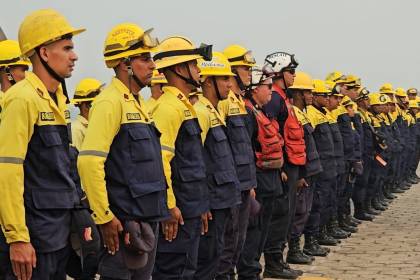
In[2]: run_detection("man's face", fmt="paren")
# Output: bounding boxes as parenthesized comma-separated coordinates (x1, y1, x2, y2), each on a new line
(9, 65, 28, 82)
(283, 69, 296, 88)
(234, 65, 252, 86)
(131, 53, 156, 86)
(346, 105, 355, 117)
(314, 94, 329, 107)
(341, 85, 359, 101)
(43, 39, 78, 78)
(214, 76, 232, 100)
(328, 95, 340, 110)
(255, 81, 273, 105)
(303, 90, 313, 105)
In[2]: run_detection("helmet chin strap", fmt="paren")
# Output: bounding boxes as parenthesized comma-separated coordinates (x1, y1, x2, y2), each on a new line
(169, 62, 201, 89)
(125, 58, 147, 94)
(36, 47, 70, 104)
(232, 68, 246, 92)
(212, 77, 222, 100)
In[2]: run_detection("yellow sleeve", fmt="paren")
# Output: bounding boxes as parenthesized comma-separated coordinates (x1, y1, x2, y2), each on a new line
(71, 122, 84, 151)
(77, 100, 120, 224)
(0, 97, 37, 243)
(152, 103, 183, 209)
(217, 98, 229, 121)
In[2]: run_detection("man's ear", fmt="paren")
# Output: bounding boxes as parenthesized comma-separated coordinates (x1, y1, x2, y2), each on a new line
(38, 46, 49, 62)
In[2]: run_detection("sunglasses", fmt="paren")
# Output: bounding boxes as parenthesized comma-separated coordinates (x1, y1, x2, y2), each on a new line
(314, 93, 329, 98)
(283, 68, 296, 74)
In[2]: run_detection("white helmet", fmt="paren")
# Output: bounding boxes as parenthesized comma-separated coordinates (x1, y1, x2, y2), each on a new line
(263, 52, 298, 76)
(249, 65, 272, 89)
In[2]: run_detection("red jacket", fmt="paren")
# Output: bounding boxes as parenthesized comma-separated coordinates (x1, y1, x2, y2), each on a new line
(245, 99, 284, 169)
(273, 84, 306, 166)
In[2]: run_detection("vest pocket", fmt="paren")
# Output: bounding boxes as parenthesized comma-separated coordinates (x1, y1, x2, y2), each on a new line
(213, 170, 236, 186)
(228, 117, 247, 143)
(211, 128, 229, 157)
(32, 189, 75, 209)
(128, 127, 154, 162)
(178, 166, 206, 183)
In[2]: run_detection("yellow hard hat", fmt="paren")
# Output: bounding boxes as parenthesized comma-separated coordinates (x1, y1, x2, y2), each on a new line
(198, 51, 235, 77)
(0, 40, 31, 68)
(153, 36, 212, 70)
(103, 23, 159, 68)
(151, 70, 167, 85)
(407, 88, 418, 96)
(288, 72, 314, 90)
(72, 78, 103, 104)
(325, 71, 345, 83)
(379, 83, 395, 94)
(341, 95, 356, 107)
(409, 99, 419, 109)
(369, 93, 388, 106)
(394, 87, 408, 98)
(223, 44, 256, 67)
(312, 79, 330, 94)
(343, 74, 360, 87)
(18, 9, 85, 57)
(356, 87, 370, 101)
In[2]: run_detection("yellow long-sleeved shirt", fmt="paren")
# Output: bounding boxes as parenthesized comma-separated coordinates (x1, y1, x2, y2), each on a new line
(71, 115, 88, 151)
(217, 90, 247, 120)
(0, 72, 69, 244)
(77, 77, 156, 224)
(152, 86, 199, 209)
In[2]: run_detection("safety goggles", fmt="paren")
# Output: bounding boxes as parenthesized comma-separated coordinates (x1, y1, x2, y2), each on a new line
(104, 28, 159, 57)
(228, 51, 256, 65)
(154, 43, 213, 61)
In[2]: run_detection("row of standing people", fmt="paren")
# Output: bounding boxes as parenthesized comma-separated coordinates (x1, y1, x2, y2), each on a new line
(0, 8, 420, 280)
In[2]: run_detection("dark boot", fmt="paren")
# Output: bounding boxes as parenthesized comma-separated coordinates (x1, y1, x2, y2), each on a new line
(263, 253, 299, 279)
(344, 214, 359, 227)
(372, 197, 387, 211)
(303, 235, 329, 257)
(328, 219, 350, 239)
(366, 198, 381, 215)
(338, 215, 358, 233)
(317, 226, 340, 246)
(286, 238, 313, 265)
(384, 184, 397, 199)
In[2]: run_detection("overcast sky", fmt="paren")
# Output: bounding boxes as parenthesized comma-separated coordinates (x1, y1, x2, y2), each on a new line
(2, 0, 419, 104)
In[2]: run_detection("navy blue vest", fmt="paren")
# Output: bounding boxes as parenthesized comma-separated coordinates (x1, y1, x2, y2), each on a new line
(203, 125, 240, 209)
(225, 114, 257, 191)
(313, 122, 337, 179)
(171, 119, 209, 218)
(302, 123, 322, 178)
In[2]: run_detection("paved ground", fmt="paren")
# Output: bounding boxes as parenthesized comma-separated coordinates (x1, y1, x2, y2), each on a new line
(266, 182, 420, 280)
(68, 181, 420, 280)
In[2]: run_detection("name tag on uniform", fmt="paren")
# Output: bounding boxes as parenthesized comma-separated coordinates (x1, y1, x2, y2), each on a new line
(40, 112, 55, 121)
(229, 108, 240, 114)
(184, 110, 192, 117)
(126, 113, 141, 120)
(211, 119, 220, 126)
(64, 110, 71, 120)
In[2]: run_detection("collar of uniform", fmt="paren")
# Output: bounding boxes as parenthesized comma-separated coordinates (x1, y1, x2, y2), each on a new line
(77, 114, 89, 126)
(163, 86, 197, 117)
(293, 105, 310, 125)
(25, 71, 67, 117)
(111, 77, 148, 114)
(197, 95, 226, 126)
